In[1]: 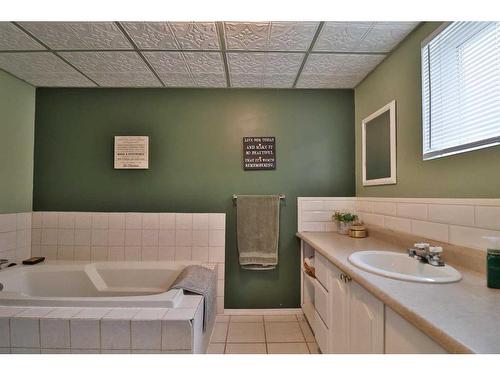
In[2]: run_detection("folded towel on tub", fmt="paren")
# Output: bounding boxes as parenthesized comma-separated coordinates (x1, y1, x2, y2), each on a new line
(170, 265, 217, 331)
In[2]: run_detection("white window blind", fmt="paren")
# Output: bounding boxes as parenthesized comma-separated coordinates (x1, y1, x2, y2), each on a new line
(421, 22, 500, 160)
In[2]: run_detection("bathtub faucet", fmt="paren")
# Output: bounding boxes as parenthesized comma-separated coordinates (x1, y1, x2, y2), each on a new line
(0, 259, 9, 270)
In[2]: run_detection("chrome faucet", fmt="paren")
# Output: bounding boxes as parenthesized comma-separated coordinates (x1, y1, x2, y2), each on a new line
(408, 243, 445, 267)
(0, 259, 9, 270)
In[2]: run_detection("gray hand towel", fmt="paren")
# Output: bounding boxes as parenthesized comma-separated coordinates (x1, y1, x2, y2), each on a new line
(170, 265, 217, 331)
(237, 195, 280, 270)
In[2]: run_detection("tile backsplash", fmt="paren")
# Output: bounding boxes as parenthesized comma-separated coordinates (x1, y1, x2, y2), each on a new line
(298, 197, 500, 251)
(298, 198, 356, 232)
(31, 212, 225, 263)
(0, 212, 31, 262)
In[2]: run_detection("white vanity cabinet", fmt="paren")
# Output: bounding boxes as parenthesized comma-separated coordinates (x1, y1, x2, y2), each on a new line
(301, 243, 384, 354)
(300, 240, 447, 354)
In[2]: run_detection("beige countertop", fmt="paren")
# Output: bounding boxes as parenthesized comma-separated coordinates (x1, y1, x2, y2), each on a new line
(297, 231, 500, 354)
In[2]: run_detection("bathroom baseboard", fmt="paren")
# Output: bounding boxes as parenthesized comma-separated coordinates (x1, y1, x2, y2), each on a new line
(223, 308, 303, 315)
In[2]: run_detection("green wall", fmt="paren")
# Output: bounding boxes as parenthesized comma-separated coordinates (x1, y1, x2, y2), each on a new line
(355, 22, 500, 198)
(34, 88, 355, 308)
(0, 70, 35, 213)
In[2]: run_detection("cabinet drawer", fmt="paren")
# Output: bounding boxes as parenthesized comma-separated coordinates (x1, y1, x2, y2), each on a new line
(314, 310, 329, 354)
(314, 279, 330, 327)
(315, 252, 330, 290)
(302, 271, 316, 325)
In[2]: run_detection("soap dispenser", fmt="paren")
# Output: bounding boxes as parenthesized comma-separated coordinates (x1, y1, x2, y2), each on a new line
(485, 237, 500, 289)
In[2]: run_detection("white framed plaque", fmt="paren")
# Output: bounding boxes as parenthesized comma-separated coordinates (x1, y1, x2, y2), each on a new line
(114, 136, 149, 169)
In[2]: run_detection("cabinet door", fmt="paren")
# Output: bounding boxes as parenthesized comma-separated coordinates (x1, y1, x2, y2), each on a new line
(385, 307, 447, 354)
(329, 266, 350, 353)
(349, 281, 384, 354)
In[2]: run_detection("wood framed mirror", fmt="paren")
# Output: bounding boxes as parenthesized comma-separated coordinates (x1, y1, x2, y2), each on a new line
(362, 100, 397, 186)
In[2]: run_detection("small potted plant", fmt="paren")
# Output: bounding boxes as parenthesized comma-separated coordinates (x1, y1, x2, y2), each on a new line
(333, 211, 358, 235)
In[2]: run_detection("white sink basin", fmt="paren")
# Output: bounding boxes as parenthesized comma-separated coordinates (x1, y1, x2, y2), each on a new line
(348, 251, 462, 283)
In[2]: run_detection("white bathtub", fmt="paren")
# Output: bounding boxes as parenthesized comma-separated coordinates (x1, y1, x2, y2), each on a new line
(0, 261, 201, 307)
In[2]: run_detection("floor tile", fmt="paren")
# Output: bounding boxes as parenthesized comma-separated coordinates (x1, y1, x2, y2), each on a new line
(225, 343, 267, 354)
(265, 321, 305, 343)
(206, 343, 225, 354)
(230, 315, 263, 323)
(298, 318, 315, 342)
(267, 342, 309, 354)
(210, 322, 229, 343)
(208, 313, 316, 355)
(263, 315, 297, 322)
(307, 342, 320, 354)
(226, 322, 265, 343)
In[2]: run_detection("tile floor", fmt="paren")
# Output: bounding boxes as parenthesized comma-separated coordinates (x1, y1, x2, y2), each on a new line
(207, 314, 319, 354)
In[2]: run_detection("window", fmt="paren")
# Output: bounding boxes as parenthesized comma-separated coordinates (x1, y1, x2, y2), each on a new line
(421, 22, 500, 160)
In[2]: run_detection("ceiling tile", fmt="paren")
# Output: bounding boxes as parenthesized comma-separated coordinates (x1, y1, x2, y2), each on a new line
(224, 22, 318, 51)
(302, 53, 385, 75)
(295, 74, 329, 88)
(358, 22, 419, 52)
(169, 22, 220, 50)
(19, 22, 132, 50)
(264, 53, 304, 74)
(143, 51, 189, 73)
(121, 22, 220, 50)
(0, 52, 95, 87)
(143, 51, 195, 86)
(268, 22, 319, 51)
(230, 74, 263, 88)
(313, 22, 373, 52)
(194, 74, 226, 87)
(298, 53, 386, 88)
(262, 74, 297, 88)
(296, 74, 362, 88)
(87, 72, 161, 87)
(144, 51, 226, 87)
(224, 22, 270, 50)
(314, 22, 419, 52)
(158, 74, 195, 87)
(0, 23, 45, 51)
(60, 51, 161, 87)
(227, 52, 303, 75)
(183, 52, 225, 74)
(182, 52, 226, 87)
(228, 52, 303, 88)
(227, 52, 267, 74)
(121, 22, 177, 49)
(230, 73, 296, 88)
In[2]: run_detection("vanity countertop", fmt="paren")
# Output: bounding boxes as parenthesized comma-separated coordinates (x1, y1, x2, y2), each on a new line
(297, 231, 500, 354)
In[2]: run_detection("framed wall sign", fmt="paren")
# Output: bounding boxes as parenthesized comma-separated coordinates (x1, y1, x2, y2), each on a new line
(114, 136, 149, 169)
(243, 137, 276, 170)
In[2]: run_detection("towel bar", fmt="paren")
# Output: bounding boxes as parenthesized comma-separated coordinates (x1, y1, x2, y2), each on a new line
(232, 194, 285, 200)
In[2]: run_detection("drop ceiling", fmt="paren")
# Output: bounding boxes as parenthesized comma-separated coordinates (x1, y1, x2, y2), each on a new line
(0, 21, 419, 88)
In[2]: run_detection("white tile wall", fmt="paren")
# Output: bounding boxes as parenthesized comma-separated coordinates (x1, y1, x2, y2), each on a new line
(0, 302, 207, 353)
(297, 198, 356, 232)
(0, 212, 31, 262)
(31, 211, 226, 314)
(298, 197, 500, 251)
